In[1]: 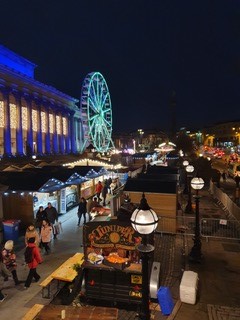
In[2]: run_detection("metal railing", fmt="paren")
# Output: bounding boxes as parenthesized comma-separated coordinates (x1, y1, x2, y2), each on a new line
(156, 216, 240, 241)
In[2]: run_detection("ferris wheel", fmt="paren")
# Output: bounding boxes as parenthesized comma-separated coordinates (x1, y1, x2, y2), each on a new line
(80, 72, 114, 153)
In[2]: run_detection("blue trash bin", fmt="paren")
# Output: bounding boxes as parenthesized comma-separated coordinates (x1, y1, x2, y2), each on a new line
(3, 220, 20, 242)
(157, 286, 174, 316)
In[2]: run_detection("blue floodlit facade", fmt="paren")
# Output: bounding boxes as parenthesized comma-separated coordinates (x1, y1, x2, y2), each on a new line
(0, 45, 83, 157)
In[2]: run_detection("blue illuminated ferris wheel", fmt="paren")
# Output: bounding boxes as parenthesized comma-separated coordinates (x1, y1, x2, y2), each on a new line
(80, 72, 114, 153)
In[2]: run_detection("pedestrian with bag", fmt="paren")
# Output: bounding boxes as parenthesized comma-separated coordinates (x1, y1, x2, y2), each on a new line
(77, 197, 87, 226)
(24, 237, 42, 289)
(45, 202, 59, 239)
(40, 219, 52, 254)
(0, 254, 12, 302)
(2, 240, 21, 285)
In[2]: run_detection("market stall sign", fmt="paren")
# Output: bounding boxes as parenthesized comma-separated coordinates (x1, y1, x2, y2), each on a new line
(86, 222, 140, 250)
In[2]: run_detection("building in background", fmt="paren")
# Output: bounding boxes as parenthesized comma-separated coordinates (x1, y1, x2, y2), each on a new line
(0, 45, 81, 157)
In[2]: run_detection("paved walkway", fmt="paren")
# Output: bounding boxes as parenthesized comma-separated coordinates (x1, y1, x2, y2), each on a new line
(1, 189, 240, 320)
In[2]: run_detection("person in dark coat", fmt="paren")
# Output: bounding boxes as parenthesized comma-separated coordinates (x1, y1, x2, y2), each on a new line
(35, 206, 47, 233)
(77, 197, 87, 226)
(235, 174, 240, 188)
(101, 181, 108, 206)
(45, 202, 58, 239)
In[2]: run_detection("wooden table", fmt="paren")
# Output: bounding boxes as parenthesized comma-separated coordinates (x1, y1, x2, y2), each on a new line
(51, 252, 84, 282)
(35, 305, 118, 320)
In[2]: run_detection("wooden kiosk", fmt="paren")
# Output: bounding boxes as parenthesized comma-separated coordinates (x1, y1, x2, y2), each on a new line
(82, 220, 151, 304)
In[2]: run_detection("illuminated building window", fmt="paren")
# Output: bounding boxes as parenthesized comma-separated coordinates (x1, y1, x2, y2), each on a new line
(41, 111, 46, 133)
(10, 103, 17, 129)
(32, 109, 37, 131)
(0, 100, 4, 128)
(63, 117, 67, 135)
(22, 106, 28, 130)
(49, 114, 54, 134)
(56, 115, 61, 134)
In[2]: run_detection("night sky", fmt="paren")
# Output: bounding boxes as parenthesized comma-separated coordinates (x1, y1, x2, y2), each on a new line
(0, 0, 240, 133)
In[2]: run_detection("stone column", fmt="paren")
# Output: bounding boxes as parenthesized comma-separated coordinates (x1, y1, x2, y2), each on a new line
(25, 96, 33, 156)
(70, 113, 76, 153)
(14, 92, 24, 156)
(53, 112, 58, 154)
(65, 114, 70, 154)
(3, 88, 12, 157)
(45, 106, 51, 154)
(36, 101, 43, 155)
(59, 114, 64, 154)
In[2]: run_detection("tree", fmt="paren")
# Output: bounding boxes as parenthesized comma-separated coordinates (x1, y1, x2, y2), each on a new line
(175, 132, 194, 156)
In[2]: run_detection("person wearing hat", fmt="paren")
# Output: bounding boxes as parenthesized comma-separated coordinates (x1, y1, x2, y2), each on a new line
(0, 254, 11, 302)
(2, 240, 21, 285)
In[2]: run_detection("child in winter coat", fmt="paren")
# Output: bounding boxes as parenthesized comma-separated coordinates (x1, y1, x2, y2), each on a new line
(0, 254, 12, 302)
(25, 224, 40, 246)
(40, 219, 52, 254)
(24, 237, 43, 289)
(2, 240, 21, 285)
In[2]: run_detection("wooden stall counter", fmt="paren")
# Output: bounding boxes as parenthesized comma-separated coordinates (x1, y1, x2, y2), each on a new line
(35, 305, 118, 320)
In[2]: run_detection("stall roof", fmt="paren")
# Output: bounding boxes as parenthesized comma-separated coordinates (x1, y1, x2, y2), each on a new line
(0, 165, 108, 192)
(0, 171, 65, 192)
(124, 179, 177, 194)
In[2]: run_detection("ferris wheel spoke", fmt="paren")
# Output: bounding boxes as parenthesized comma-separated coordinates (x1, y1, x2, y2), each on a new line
(88, 96, 98, 113)
(91, 83, 99, 109)
(100, 93, 109, 109)
(99, 82, 105, 106)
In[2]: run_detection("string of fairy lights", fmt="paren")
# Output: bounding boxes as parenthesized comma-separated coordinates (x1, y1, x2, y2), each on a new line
(0, 100, 68, 135)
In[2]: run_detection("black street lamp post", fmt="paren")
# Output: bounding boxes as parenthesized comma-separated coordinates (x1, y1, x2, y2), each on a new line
(131, 194, 159, 320)
(189, 177, 204, 263)
(185, 165, 194, 214)
(182, 160, 189, 194)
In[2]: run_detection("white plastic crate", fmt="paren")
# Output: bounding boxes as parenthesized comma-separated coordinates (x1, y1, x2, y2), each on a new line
(180, 271, 198, 304)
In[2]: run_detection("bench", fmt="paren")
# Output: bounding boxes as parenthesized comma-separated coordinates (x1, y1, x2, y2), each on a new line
(39, 253, 84, 299)
(39, 275, 55, 299)
(22, 303, 44, 320)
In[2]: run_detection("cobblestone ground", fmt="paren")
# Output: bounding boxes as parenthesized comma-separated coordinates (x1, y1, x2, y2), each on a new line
(117, 233, 184, 320)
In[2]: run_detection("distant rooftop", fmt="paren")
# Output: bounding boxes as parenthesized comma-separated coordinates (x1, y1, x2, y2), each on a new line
(0, 45, 37, 78)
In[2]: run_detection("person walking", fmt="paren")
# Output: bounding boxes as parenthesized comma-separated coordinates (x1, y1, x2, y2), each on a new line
(77, 197, 87, 226)
(40, 220, 53, 255)
(25, 223, 40, 247)
(2, 240, 21, 285)
(24, 237, 42, 289)
(0, 254, 12, 302)
(35, 206, 47, 233)
(95, 181, 103, 203)
(101, 181, 108, 206)
(45, 202, 58, 239)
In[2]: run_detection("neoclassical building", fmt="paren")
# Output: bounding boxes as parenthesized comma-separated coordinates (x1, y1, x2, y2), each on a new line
(0, 45, 83, 157)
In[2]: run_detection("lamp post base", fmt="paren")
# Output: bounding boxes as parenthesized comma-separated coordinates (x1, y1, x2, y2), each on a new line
(189, 243, 203, 263)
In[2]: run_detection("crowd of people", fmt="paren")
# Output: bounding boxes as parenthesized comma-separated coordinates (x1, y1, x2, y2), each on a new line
(0, 178, 119, 302)
(0, 202, 59, 301)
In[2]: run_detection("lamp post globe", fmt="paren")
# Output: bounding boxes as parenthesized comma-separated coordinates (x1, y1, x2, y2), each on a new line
(130, 194, 158, 320)
(189, 177, 205, 263)
(183, 160, 189, 167)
